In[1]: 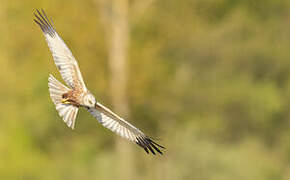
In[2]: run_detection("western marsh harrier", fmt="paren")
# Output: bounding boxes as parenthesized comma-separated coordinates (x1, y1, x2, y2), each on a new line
(34, 9, 164, 155)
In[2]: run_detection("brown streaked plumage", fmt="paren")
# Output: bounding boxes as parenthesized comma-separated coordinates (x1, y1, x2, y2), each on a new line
(34, 9, 165, 155)
(62, 91, 81, 107)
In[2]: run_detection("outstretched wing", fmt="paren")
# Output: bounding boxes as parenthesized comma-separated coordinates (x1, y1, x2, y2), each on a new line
(87, 102, 165, 155)
(34, 9, 87, 92)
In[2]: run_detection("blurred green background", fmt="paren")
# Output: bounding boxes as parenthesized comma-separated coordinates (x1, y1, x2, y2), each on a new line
(1, 0, 290, 179)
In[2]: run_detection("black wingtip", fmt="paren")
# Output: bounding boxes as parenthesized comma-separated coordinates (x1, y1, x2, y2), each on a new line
(136, 137, 165, 155)
(33, 9, 56, 37)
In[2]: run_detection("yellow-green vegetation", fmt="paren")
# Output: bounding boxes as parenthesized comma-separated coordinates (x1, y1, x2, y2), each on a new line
(1, 0, 290, 179)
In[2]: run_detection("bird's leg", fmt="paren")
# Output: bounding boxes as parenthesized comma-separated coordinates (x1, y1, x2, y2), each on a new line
(61, 98, 70, 104)
(61, 93, 70, 104)
(61, 92, 80, 106)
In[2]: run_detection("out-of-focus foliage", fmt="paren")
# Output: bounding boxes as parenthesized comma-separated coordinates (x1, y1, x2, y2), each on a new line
(1, 0, 290, 179)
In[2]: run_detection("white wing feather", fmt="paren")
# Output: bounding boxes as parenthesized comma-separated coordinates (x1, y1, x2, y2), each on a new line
(34, 10, 87, 92)
(87, 102, 164, 154)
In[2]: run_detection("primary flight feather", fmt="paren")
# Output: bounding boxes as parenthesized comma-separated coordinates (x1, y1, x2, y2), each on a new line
(34, 9, 164, 155)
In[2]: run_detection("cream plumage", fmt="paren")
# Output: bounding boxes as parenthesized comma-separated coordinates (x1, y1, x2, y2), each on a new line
(34, 9, 164, 154)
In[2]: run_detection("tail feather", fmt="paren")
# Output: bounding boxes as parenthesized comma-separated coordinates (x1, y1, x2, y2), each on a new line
(48, 74, 79, 129)
(48, 74, 69, 105)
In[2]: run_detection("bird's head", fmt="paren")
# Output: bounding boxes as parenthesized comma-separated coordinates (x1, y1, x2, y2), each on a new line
(83, 93, 96, 108)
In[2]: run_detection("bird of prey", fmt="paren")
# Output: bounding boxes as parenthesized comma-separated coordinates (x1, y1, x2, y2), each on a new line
(33, 9, 164, 155)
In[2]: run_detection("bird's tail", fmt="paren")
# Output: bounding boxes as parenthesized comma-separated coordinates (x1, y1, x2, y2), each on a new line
(48, 74, 79, 129)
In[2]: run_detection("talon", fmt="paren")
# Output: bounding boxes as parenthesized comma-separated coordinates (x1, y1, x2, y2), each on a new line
(61, 98, 70, 104)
